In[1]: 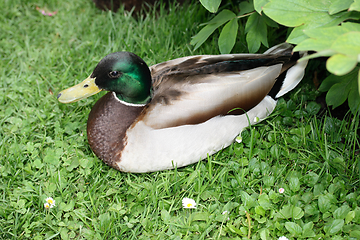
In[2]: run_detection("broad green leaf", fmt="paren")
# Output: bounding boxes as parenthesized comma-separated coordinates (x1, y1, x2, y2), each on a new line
(294, 22, 360, 52)
(99, 212, 110, 228)
(294, 23, 360, 52)
(239, 0, 255, 16)
(318, 194, 334, 213)
(306, 102, 321, 115)
(161, 209, 170, 222)
(80, 157, 94, 168)
(255, 205, 266, 216)
(301, 192, 313, 204)
(292, 206, 304, 219)
(289, 176, 300, 192)
(264, 0, 332, 26)
(60, 228, 69, 240)
(350, 231, 360, 239)
(326, 54, 357, 76)
(203, 9, 236, 25)
(43, 148, 62, 165)
(47, 182, 56, 192)
(354, 207, 360, 223)
(331, 31, 360, 57)
(263, 14, 279, 27)
(303, 222, 314, 231)
(348, 79, 360, 113)
(259, 228, 270, 240)
(329, 0, 353, 14)
(239, 157, 249, 166)
(345, 211, 356, 224)
(285, 222, 302, 236)
(333, 205, 351, 219)
(33, 159, 44, 169)
(191, 10, 236, 50)
(346, 193, 357, 203)
(61, 200, 75, 212)
(258, 193, 272, 210)
(325, 69, 357, 108)
(218, 18, 238, 54)
(287, 12, 353, 44)
(263, 0, 353, 44)
(255, 215, 266, 223)
(305, 204, 319, 216)
(304, 172, 319, 187)
(313, 184, 325, 196)
(240, 191, 257, 209)
(278, 205, 304, 219)
(263, 175, 275, 186)
(245, 13, 268, 52)
(318, 73, 345, 92)
(302, 222, 316, 238)
(200, 0, 222, 13)
(326, 82, 349, 109)
(191, 25, 218, 50)
(324, 219, 344, 235)
(222, 201, 240, 212)
(268, 190, 279, 203)
(349, 0, 360, 11)
(66, 158, 79, 171)
(254, 0, 269, 14)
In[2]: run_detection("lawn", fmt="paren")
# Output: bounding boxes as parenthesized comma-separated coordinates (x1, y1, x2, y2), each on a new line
(0, 0, 359, 239)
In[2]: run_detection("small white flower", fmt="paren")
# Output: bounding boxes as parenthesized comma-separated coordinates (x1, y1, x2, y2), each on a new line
(254, 116, 260, 123)
(235, 136, 242, 143)
(44, 202, 51, 209)
(222, 210, 230, 220)
(279, 188, 285, 194)
(45, 197, 55, 207)
(278, 236, 289, 240)
(182, 197, 196, 209)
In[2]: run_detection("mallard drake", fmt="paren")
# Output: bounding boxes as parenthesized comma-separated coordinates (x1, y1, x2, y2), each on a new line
(58, 43, 307, 173)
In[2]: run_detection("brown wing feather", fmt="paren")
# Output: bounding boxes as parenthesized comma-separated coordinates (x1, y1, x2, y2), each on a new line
(143, 64, 283, 129)
(141, 43, 298, 129)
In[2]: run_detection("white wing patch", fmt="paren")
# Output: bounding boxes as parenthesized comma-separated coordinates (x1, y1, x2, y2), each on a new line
(276, 53, 309, 98)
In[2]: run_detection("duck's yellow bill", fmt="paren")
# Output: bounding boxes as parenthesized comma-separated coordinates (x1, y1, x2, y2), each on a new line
(57, 76, 102, 103)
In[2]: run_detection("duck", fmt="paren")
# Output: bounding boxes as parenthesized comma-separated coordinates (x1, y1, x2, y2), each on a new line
(57, 43, 308, 173)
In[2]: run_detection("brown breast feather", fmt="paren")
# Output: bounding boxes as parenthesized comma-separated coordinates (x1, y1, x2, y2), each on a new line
(87, 92, 144, 170)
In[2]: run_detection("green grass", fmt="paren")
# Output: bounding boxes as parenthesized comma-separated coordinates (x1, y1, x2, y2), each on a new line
(1, 0, 359, 239)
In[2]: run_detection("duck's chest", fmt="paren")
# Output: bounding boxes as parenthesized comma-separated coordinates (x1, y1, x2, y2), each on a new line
(86, 92, 143, 170)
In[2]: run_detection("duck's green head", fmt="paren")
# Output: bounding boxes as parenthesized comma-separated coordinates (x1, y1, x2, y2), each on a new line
(57, 52, 152, 105)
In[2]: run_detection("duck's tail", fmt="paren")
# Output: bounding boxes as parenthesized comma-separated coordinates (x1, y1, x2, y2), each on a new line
(266, 43, 308, 99)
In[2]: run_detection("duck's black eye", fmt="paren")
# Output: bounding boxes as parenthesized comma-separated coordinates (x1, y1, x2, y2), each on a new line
(109, 71, 121, 78)
(83, 84, 89, 88)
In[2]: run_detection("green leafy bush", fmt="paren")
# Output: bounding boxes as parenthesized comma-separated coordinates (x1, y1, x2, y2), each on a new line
(193, 0, 360, 113)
